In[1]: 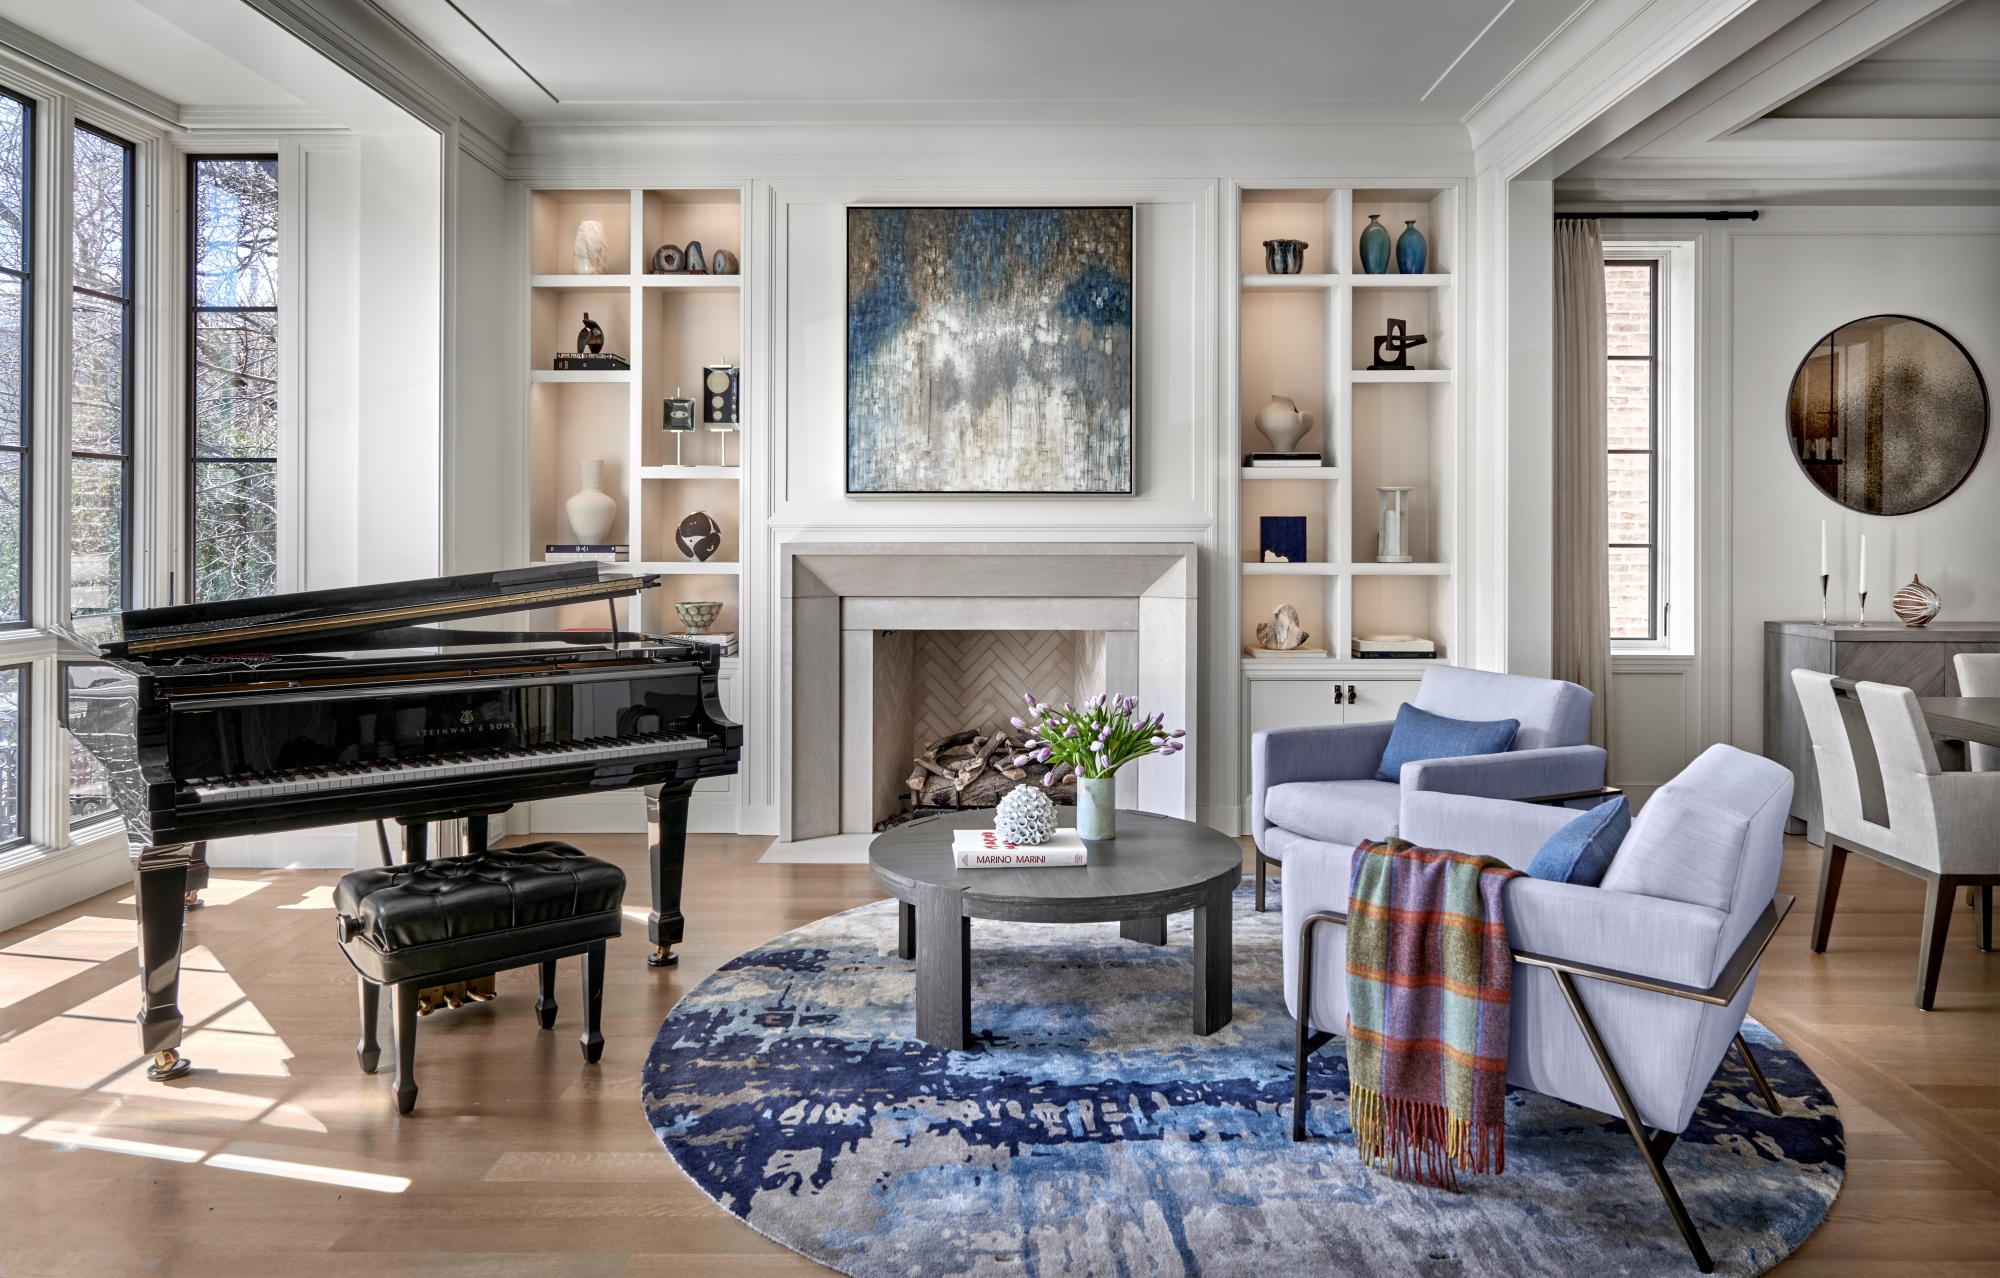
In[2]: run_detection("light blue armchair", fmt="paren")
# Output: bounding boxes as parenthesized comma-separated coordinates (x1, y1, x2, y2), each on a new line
(1285, 744, 1796, 1272)
(1250, 665, 1604, 910)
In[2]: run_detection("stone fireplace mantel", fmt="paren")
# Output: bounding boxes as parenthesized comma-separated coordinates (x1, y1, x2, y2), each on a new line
(780, 542, 1199, 841)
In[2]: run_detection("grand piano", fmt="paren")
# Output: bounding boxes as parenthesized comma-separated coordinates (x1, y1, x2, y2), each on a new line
(61, 563, 741, 1081)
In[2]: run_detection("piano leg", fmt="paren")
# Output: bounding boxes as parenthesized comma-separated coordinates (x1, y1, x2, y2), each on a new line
(646, 780, 697, 968)
(185, 842, 209, 908)
(400, 819, 428, 863)
(132, 843, 196, 1081)
(356, 977, 381, 1073)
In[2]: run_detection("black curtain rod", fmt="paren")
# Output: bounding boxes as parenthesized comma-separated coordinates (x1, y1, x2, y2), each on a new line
(1554, 210, 1758, 221)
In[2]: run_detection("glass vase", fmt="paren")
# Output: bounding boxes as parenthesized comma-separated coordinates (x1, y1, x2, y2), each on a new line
(1377, 486, 1413, 563)
(1077, 776, 1116, 841)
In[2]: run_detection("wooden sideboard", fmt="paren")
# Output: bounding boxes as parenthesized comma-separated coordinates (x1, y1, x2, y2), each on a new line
(1765, 620, 2000, 843)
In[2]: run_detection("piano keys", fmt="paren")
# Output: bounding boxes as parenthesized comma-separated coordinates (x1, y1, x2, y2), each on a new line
(61, 563, 740, 1080)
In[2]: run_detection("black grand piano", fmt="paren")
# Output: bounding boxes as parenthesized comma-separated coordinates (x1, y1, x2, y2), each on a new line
(61, 563, 740, 1081)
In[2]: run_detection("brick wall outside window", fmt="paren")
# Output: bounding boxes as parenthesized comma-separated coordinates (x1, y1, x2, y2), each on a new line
(1605, 262, 1656, 640)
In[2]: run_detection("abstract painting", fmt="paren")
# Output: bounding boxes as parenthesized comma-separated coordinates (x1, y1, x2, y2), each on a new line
(847, 207, 1133, 494)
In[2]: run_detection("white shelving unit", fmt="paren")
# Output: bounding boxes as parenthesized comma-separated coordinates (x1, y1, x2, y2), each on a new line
(523, 185, 747, 643)
(1234, 184, 1464, 762)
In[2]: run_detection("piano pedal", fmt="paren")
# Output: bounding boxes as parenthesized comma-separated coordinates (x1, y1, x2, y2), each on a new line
(648, 945, 679, 968)
(417, 976, 498, 1014)
(464, 974, 498, 1002)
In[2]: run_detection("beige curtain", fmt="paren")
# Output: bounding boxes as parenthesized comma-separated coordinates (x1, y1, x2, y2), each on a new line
(1552, 219, 1612, 752)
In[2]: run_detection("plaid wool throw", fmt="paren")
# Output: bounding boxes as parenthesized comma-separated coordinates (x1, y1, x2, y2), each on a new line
(1345, 837, 1522, 1190)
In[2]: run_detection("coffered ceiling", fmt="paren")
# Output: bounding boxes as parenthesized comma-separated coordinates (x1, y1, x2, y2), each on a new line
(1558, 0, 1999, 203)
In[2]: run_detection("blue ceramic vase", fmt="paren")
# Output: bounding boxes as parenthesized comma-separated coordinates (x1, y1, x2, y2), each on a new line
(1396, 220, 1427, 275)
(1358, 215, 1390, 274)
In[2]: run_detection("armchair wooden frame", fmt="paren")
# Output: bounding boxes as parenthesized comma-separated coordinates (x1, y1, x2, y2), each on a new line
(1290, 892, 1795, 1274)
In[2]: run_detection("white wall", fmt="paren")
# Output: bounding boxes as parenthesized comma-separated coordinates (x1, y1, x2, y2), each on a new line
(1602, 205, 2000, 802)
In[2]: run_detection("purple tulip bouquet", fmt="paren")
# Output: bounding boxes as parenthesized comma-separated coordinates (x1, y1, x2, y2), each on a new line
(1010, 693, 1183, 840)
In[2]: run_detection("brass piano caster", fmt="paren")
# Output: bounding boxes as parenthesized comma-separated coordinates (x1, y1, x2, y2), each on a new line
(183, 890, 202, 908)
(647, 945, 678, 968)
(147, 1049, 193, 1081)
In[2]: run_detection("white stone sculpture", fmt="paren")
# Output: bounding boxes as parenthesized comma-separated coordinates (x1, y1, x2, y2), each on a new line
(1255, 603, 1309, 651)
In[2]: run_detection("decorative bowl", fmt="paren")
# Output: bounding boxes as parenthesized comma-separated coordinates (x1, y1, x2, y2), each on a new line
(674, 601, 724, 635)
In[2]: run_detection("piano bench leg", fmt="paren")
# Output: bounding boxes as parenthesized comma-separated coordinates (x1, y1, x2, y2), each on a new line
(357, 977, 381, 1074)
(537, 961, 558, 1029)
(580, 941, 606, 1064)
(393, 982, 420, 1114)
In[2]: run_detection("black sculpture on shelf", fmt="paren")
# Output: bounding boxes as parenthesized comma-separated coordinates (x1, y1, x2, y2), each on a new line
(676, 511, 722, 562)
(578, 313, 604, 355)
(1368, 318, 1427, 371)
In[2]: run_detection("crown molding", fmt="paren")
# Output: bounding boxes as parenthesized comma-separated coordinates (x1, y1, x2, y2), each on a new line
(178, 104, 346, 132)
(0, 12, 180, 127)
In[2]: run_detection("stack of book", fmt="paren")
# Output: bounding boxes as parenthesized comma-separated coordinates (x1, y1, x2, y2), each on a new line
(674, 632, 737, 656)
(1244, 645, 1329, 659)
(1352, 635, 1437, 659)
(552, 352, 630, 371)
(1245, 452, 1323, 468)
(545, 544, 629, 563)
(951, 829, 1088, 868)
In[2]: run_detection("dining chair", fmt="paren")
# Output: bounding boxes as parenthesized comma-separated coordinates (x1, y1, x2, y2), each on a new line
(1855, 679, 2000, 1008)
(1791, 670, 1900, 956)
(1955, 653, 2000, 773)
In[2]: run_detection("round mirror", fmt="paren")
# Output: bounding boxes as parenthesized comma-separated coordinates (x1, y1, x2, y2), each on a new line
(1786, 314, 1988, 515)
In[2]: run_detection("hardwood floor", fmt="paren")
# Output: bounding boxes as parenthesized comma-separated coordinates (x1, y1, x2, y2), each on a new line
(0, 832, 1992, 1276)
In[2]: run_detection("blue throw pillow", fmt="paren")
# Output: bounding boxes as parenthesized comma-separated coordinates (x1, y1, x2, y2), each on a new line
(1527, 796, 1632, 886)
(1374, 702, 1519, 783)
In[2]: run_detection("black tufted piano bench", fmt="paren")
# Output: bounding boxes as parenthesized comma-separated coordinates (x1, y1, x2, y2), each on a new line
(334, 841, 626, 1114)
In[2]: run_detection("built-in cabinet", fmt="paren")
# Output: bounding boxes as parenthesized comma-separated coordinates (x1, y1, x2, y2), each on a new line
(522, 186, 746, 832)
(1231, 185, 1462, 801)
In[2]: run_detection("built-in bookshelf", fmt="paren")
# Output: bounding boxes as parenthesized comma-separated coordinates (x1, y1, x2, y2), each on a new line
(523, 186, 746, 644)
(1233, 185, 1461, 751)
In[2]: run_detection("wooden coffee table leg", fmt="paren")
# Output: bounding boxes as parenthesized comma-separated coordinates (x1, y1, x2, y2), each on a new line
(898, 900, 916, 959)
(1120, 915, 1167, 945)
(915, 881, 970, 1050)
(1192, 878, 1234, 1034)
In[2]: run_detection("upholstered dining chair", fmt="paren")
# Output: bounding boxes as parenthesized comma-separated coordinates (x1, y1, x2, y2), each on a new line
(1250, 666, 1604, 910)
(1284, 743, 1794, 1274)
(1854, 679, 2000, 1006)
(1955, 653, 2000, 772)
(1792, 670, 1901, 957)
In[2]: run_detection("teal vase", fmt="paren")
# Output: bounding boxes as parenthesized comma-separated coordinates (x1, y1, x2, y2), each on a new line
(1396, 220, 1427, 275)
(1358, 214, 1390, 274)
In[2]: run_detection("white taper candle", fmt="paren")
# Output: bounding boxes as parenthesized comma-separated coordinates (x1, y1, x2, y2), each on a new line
(1819, 520, 1827, 576)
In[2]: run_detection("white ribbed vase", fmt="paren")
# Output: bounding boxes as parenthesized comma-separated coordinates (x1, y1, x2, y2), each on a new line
(566, 460, 616, 545)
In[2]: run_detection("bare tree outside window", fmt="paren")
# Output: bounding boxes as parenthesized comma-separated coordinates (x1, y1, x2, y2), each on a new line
(0, 93, 28, 630)
(1605, 261, 1659, 641)
(190, 157, 278, 602)
(70, 126, 131, 643)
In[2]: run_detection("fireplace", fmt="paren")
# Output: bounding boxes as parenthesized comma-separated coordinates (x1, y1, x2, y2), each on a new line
(780, 542, 1198, 840)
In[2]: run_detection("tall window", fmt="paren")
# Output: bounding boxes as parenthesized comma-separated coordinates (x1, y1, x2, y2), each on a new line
(70, 125, 132, 640)
(189, 157, 278, 602)
(0, 92, 27, 627)
(1605, 260, 1658, 641)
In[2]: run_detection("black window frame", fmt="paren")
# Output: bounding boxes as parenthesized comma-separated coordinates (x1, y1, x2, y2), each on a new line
(1606, 257, 1661, 643)
(0, 87, 31, 633)
(69, 120, 135, 624)
(186, 152, 279, 605)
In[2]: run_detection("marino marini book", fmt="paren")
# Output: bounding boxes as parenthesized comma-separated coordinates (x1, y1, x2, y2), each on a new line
(950, 829, 1088, 868)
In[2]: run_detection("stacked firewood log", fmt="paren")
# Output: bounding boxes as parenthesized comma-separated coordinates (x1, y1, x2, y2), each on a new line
(904, 728, 1077, 811)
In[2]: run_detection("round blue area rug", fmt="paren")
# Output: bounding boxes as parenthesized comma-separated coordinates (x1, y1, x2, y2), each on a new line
(643, 886, 1842, 1277)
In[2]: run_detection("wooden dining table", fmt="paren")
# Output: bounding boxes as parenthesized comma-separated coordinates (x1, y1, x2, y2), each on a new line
(1918, 697, 2000, 748)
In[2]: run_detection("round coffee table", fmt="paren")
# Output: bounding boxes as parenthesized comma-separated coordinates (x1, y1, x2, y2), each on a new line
(868, 809, 1242, 1050)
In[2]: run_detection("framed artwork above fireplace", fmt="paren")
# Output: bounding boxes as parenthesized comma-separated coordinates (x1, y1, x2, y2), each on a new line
(846, 206, 1134, 494)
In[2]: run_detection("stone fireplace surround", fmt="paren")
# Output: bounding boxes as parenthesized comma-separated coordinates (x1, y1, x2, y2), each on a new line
(781, 542, 1198, 841)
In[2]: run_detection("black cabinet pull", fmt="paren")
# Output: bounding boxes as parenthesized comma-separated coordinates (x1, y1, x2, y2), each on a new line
(1347, 685, 1357, 703)
(1333, 684, 1344, 705)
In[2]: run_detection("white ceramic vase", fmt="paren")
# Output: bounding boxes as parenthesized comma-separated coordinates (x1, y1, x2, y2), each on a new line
(1076, 776, 1116, 841)
(1256, 396, 1308, 454)
(574, 220, 609, 275)
(566, 460, 616, 545)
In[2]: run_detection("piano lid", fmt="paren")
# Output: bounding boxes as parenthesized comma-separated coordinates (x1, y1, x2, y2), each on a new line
(100, 563, 662, 658)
